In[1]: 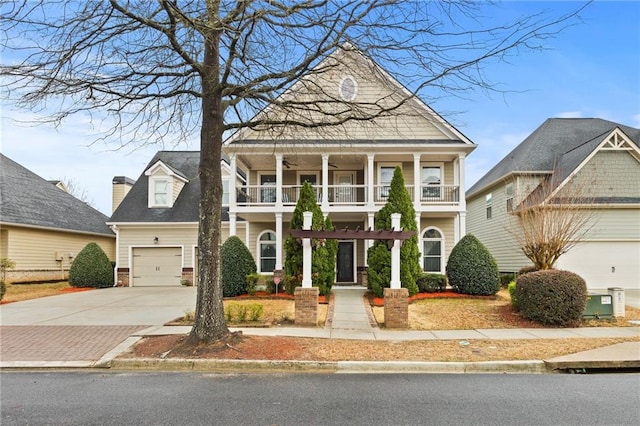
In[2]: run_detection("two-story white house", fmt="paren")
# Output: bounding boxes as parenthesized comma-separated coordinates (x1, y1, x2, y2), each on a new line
(108, 46, 475, 287)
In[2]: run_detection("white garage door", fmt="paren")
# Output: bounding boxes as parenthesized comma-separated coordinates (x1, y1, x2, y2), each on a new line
(132, 247, 182, 287)
(556, 241, 640, 291)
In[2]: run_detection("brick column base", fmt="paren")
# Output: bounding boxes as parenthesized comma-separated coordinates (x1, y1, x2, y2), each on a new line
(384, 288, 409, 328)
(295, 287, 319, 326)
(116, 268, 130, 287)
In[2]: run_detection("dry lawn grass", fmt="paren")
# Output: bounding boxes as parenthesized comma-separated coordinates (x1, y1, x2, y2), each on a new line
(1, 281, 75, 303)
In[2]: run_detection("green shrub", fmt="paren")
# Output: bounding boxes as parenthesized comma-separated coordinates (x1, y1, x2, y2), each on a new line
(416, 273, 447, 293)
(225, 303, 264, 323)
(246, 273, 261, 296)
(500, 272, 516, 288)
(446, 234, 500, 296)
(248, 304, 264, 321)
(68, 242, 114, 288)
(515, 269, 587, 326)
(221, 236, 257, 297)
(0, 280, 6, 301)
(284, 274, 301, 295)
(366, 167, 420, 297)
(518, 265, 538, 276)
(507, 281, 518, 310)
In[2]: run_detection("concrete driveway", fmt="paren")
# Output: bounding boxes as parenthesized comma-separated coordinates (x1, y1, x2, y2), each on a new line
(0, 287, 197, 326)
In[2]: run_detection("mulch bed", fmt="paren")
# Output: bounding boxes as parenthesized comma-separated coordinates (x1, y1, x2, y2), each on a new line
(369, 291, 495, 307)
(232, 291, 327, 304)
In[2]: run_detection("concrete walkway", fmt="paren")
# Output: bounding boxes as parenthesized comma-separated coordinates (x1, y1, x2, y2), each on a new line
(1, 286, 639, 371)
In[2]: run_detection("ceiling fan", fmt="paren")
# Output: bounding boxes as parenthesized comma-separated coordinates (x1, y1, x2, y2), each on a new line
(282, 158, 298, 169)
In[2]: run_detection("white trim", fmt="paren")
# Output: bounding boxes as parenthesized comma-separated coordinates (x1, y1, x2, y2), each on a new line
(144, 160, 189, 183)
(256, 229, 277, 274)
(421, 226, 445, 273)
(338, 75, 358, 101)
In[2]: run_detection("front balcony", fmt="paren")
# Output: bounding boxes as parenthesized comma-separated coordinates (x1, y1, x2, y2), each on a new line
(236, 184, 460, 207)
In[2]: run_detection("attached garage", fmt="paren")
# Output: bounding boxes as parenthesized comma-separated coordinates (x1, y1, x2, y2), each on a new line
(556, 241, 640, 291)
(132, 247, 183, 287)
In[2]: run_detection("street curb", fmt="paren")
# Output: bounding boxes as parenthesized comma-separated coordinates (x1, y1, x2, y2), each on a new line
(109, 358, 338, 373)
(106, 358, 548, 374)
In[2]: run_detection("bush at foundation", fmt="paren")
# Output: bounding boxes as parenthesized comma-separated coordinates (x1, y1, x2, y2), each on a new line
(446, 234, 500, 296)
(416, 273, 447, 293)
(69, 242, 113, 288)
(221, 236, 257, 297)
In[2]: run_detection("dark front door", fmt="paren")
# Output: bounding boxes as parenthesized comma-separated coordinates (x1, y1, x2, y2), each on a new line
(336, 241, 354, 283)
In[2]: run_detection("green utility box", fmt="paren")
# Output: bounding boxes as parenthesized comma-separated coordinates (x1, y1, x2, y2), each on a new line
(582, 293, 614, 319)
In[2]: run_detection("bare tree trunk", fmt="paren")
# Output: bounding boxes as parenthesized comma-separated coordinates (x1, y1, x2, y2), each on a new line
(189, 9, 229, 342)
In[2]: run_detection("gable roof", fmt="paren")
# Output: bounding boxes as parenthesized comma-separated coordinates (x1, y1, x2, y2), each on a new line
(0, 154, 113, 236)
(108, 151, 232, 223)
(466, 118, 640, 198)
(226, 44, 473, 146)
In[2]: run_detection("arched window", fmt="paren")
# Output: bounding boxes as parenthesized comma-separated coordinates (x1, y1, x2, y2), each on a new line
(422, 228, 444, 273)
(258, 231, 276, 273)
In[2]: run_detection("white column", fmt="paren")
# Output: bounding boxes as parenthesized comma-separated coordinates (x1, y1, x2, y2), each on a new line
(454, 213, 460, 244)
(459, 211, 467, 240)
(458, 153, 466, 209)
(367, 154, 374, 206)
(229, 212, 237, 237)
(390, 213, 401, 289)
(302, 211, 313, 288)
(322, 154, 329, 210)
(413, 154, 421, 208)
(365, 212, 375, 266)
(275, 153, 283, 206)
(275, 212, 283, 271)
(229, 154, 237, 207)
(245, 221, 250, 247)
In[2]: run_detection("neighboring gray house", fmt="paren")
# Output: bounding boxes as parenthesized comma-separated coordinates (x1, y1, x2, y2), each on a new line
(0, 153, 115, 283)
(466, 118, 640, 290)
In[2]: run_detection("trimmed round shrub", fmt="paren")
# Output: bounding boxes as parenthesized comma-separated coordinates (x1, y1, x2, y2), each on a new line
(221, 236, 257, 297)
(446, 234, 500, 296)
(416, 273, 447, 293)
(69, 242, 114, 288)
(515, 269, 587, 326)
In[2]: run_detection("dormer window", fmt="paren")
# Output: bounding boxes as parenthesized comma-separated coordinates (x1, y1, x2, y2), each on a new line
(153, 179, 169, 206)
(145, 160, 189, 208)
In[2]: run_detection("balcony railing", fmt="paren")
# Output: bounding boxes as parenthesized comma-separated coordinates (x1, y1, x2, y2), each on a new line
(236, 184, 459, 206)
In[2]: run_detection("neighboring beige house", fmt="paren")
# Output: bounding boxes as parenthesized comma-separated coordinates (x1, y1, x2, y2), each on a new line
(466, 118, 640, 290)
(108, 46, 476, 287)
(0, 154, 115, 283)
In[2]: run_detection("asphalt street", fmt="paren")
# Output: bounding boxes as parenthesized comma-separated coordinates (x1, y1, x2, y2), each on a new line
(2, 372, 639, 425)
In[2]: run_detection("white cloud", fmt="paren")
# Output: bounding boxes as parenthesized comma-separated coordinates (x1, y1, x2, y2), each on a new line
(555, 111, 583, 118)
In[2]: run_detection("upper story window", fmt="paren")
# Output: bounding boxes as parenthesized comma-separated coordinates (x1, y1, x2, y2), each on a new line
(145, 160, 189, 208)
(153, 179, 169, 206)
(486, 192, 493, 219)
(422, 165, 442, 200)
(378, 165, 399, 199)
(505, 184, 514, 212)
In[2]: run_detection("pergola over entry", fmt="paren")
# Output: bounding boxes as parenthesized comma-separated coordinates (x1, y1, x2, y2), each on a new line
(290, 212, 414, 290)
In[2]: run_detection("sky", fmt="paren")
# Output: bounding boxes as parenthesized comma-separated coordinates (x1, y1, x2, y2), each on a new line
(1, 1, 639, 216)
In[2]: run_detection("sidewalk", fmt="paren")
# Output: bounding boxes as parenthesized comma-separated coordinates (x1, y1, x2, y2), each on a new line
(1, 286, 639, 372)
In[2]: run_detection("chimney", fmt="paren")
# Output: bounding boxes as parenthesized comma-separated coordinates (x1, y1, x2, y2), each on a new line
(112, 176, 136, 213)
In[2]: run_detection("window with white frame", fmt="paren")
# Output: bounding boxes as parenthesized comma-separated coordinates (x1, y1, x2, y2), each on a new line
(422, 228, 443, 272)
(421, 166, 442, 200)
(505, 183, 514, 212)
(258, 231, 277, 273)
(260, 174, 276, 203)
(486, 192, 493, 219)
(152, 178, 170, 207)
(378, 165, 398, 199)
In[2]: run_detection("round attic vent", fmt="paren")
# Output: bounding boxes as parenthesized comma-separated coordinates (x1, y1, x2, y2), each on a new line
(339, 76, 357, 101)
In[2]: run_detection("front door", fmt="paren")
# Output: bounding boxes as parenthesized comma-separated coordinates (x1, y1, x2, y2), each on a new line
(336, 241, 354, 283)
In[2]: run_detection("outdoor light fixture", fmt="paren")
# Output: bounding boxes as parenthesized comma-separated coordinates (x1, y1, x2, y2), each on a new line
(153, 236, 159, 244)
